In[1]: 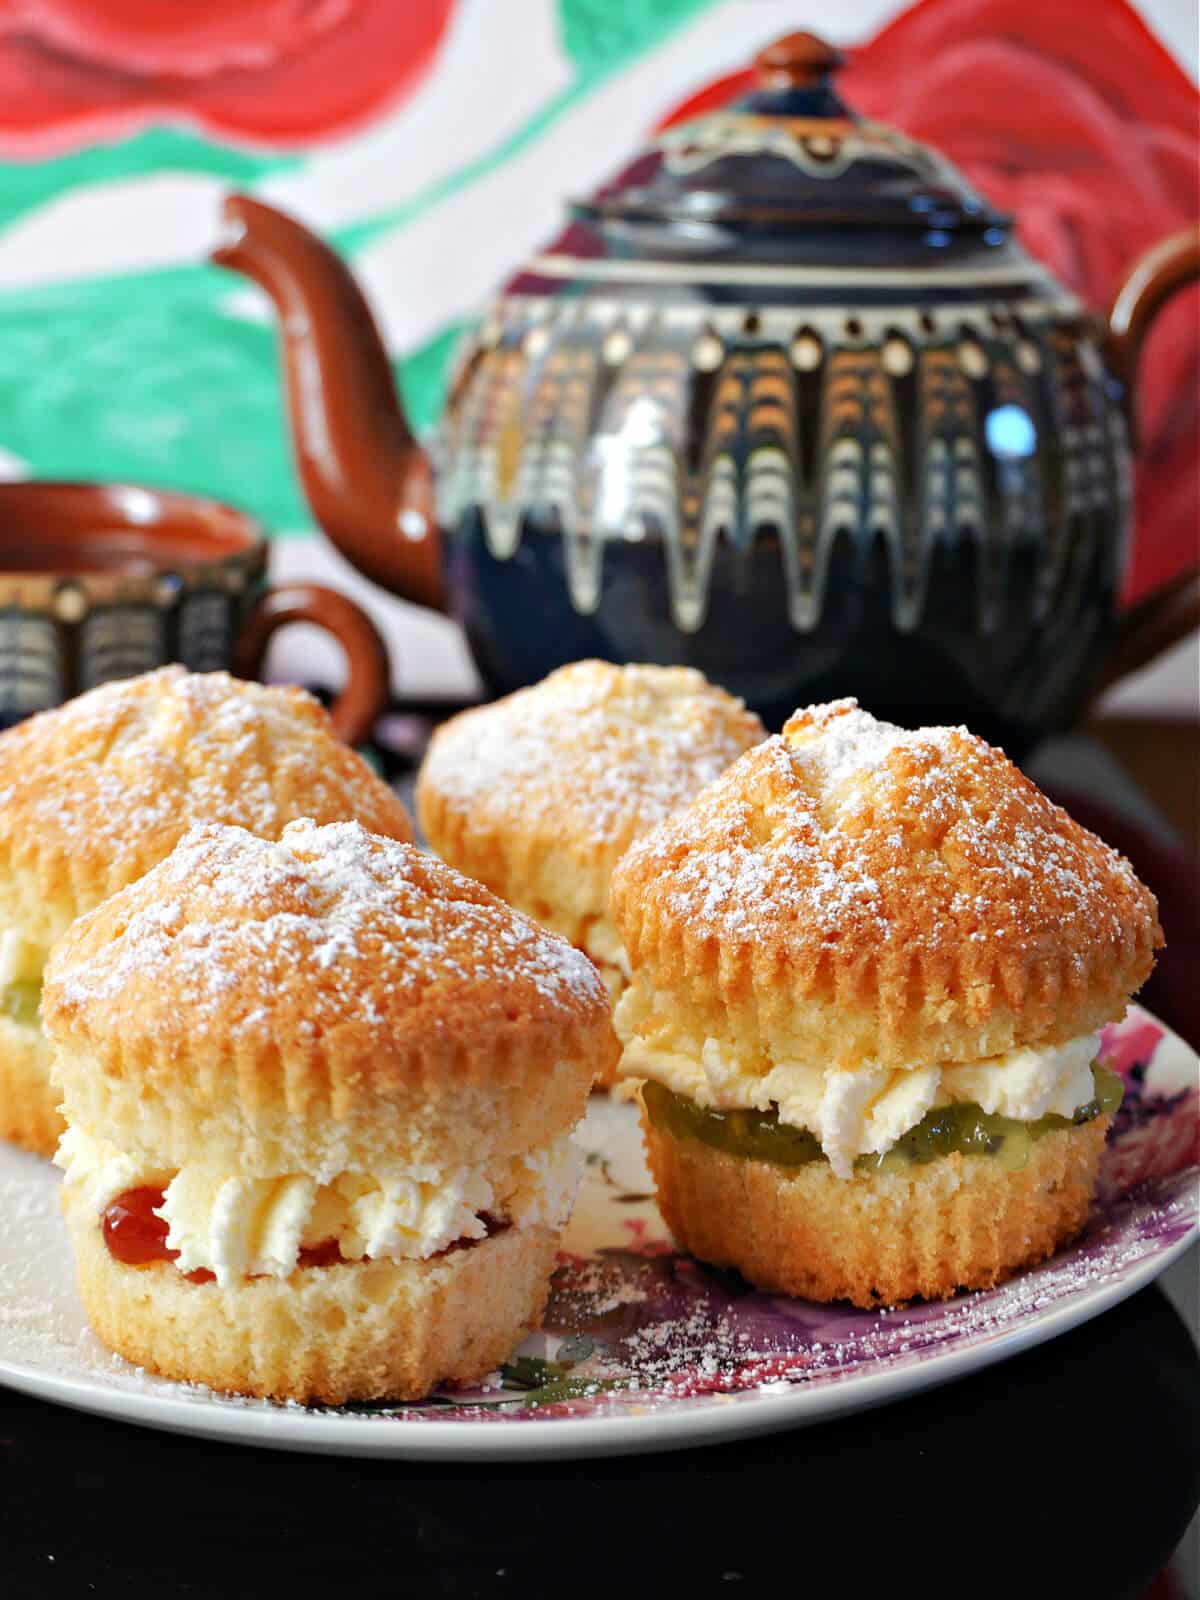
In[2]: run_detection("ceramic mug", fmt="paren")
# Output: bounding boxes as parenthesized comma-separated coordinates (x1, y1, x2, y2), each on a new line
(0, 481, 390, 745)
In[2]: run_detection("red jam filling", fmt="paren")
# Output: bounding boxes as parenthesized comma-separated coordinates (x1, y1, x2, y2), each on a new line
(102, 1187, 216, 1283)
(100, 1188, 507, 1280)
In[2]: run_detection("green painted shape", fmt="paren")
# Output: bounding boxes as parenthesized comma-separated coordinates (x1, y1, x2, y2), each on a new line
(557, 0, 715, 76)
(0, 127, 299, 233)
(0, 0, 720, 530)
(0, 259, 464, 538)
(0, 266, 303, 531)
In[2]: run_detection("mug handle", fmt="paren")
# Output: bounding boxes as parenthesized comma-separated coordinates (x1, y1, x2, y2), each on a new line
(233, 583, 390, 746)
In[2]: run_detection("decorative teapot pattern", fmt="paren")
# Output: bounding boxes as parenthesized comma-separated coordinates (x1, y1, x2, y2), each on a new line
(214, 31, 1199, 750)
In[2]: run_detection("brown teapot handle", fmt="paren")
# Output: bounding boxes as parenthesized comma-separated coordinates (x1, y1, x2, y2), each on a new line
(1107, 223, 1200, 408)
(234, 583, 390, 746)
(1088, 566, 1200, 703)
(1096, 225, 1200, 697)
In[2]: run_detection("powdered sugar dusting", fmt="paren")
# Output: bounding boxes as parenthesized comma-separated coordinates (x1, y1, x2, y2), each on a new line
(0, 667, 411, 933)
(5, 669, 290, 840)
(619, 698, 1154, 956)
(786, 697, 963, 793)
(45, 817, 606, 1036)
(420, 661, 763, 848)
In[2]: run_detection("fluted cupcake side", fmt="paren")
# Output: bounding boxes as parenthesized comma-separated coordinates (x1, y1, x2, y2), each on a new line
(611, 698, 1161, 1306)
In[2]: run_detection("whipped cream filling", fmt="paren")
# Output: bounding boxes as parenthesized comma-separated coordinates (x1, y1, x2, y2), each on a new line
(0, 930, 47, 989)
(580, 919, 631, 981)
(580, 920, 631, 1003)
(56, 1129, 581, 1288)
(614, 993, 1100, 1179)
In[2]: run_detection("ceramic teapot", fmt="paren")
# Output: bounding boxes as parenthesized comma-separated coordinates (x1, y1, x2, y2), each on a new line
(213, 31, 1200, 750)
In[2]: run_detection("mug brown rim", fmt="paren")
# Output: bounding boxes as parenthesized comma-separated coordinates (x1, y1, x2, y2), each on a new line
(0, 479, 267, 574)
(0, 480, 391, 746)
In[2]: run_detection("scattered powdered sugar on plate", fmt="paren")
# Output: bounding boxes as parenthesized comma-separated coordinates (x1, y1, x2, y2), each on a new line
(0, 1009, 1193, 1450)
(0, 1166, 95, 1369)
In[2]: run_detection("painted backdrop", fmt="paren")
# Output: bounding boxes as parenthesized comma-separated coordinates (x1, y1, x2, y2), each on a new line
(0, 0, 1195, 690)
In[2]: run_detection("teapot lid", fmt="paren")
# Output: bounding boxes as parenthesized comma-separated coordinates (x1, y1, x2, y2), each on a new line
(577, 32, 1009, 239)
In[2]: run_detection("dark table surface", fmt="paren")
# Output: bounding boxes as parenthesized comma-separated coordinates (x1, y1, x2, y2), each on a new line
(0, 1285, 1196, 1599)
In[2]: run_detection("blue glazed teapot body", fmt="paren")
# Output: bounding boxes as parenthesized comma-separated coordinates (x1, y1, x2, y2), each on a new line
(215, 32, 1199, 748)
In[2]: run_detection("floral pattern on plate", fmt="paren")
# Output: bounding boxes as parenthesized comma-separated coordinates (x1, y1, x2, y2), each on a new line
(0, 1003, 1194, 1455)
(344, 1007, 1200, 1423)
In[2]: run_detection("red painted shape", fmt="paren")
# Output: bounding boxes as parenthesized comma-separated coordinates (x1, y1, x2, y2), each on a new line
(0, 0, 456, 151)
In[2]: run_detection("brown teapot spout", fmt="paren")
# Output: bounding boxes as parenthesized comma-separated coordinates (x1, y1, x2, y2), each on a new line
(212, 194, 444, 612)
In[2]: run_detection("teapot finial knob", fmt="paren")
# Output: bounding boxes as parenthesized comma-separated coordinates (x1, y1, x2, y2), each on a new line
(754, 31, 844, 91)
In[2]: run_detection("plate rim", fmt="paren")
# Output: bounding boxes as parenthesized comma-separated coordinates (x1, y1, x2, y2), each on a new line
(1, 1002, 1196, 1461)
(0, 1217, 1194, 1461)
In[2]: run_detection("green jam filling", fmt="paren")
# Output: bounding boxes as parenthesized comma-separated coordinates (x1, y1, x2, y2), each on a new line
(2, 979, 42, 1027)
(642, 1062, 1123, 1177)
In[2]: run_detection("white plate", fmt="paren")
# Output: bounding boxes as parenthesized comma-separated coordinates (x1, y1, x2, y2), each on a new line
(0, 1004, 1195, 1460)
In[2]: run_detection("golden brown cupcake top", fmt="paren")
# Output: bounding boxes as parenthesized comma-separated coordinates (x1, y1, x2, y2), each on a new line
(417, 661, 764, 948)
(44, 818, 615, 1173)
(611, 698, 1161, 1072)
(0, 666, 413, 946)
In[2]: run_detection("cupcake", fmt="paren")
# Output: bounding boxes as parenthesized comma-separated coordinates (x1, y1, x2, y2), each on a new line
(43, 818, 613, 1402)
(610, 699, 1162, 1307)
(0, 666, 413, 1157)
(417, 661, 763, 1083)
